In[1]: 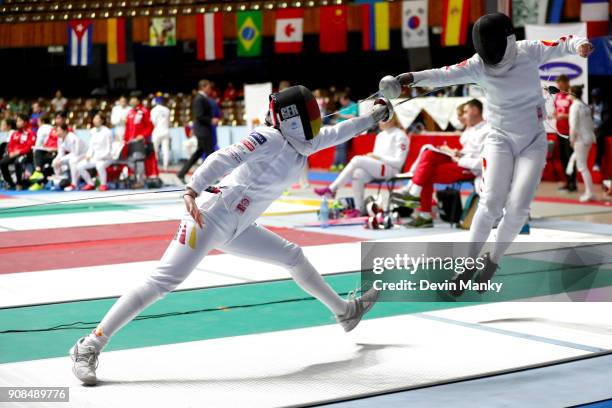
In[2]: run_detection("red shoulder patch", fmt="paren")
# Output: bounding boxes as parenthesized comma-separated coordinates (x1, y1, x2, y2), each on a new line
(541, 40, 559, 47)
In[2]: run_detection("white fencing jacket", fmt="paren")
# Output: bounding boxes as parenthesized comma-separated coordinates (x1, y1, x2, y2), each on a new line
(569, 100, 596, 145)
(458, 120, 490, 174)
(86, 126, 113, 161)
(151, 105, 171, 138)
(412, 35, 588, 138)
(372, 127, 409, 170)
(187, 115, 375, 235)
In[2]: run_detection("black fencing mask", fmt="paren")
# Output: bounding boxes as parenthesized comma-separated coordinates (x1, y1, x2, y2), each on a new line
(472, 13, 515, 66)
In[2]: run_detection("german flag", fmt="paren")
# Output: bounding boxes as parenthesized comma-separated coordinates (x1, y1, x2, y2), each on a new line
(441, 0, 470, 47)
(107, 18, 132, 64)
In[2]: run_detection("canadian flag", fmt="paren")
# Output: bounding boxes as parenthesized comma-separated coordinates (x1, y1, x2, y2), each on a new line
(196, 13, 223, 61)
(275, 8, 304, 53)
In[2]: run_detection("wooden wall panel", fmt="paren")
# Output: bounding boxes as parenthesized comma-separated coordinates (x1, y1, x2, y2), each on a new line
(132, 16, 149, 43)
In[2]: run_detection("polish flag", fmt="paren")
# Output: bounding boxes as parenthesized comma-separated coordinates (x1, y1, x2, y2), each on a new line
(580, 0, 609, 38)
(196, 13, 224, 61)
(275, 8, 304, 53)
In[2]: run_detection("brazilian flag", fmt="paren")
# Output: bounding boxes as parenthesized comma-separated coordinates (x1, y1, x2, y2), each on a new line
(237, 11, 262, 57)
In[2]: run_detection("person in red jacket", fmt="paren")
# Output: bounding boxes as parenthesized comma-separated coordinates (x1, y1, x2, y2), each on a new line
(124, 95, 159, 180)
(0, 113, 36, 190)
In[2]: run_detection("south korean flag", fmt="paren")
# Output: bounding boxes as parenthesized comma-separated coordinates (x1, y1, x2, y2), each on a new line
(402, 0, 429, 49)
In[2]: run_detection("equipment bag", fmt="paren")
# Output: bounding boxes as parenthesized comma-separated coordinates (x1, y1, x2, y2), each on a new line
(436, 187, 462, 224)
(459, 192, 479, 230)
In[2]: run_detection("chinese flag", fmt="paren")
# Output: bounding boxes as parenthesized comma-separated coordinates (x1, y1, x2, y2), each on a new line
(319, 5, 348, 53)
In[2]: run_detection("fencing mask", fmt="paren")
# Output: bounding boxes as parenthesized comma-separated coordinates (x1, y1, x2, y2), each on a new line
(472, 13, 515, 66)
(269, 85, 322, 144)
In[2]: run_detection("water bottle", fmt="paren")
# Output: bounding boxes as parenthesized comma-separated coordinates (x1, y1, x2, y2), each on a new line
(320, 196, 329, 228)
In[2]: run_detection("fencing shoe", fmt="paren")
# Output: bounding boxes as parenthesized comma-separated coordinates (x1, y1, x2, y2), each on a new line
(336, 287, 380, 332)
(70, 338, 99, 386)
(474, 253, 499, 293)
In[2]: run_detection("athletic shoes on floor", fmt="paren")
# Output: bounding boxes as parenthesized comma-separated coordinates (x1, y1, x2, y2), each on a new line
(474, 253, 499, 293)
(28, 170, 44, 182)
(579, 193, 596, 203)
(81, 184, 95, 191)
(98, 184, 108, 191)
(336, 287, 380, 332)
(404, 215, 433, 228)
(64, 184, 77, 191)
(70, 338, 99, 386)
(343, 209, 362, 218)
(390, 192, 420, 209)
(28, 183, 43, 191)
(314, 186, 335, 198)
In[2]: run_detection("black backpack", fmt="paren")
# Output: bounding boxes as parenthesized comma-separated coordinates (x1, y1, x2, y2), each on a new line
(436, 188, 463, 224)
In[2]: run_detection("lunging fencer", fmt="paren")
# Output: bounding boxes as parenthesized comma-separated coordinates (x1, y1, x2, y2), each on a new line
(380, 12, 593, 292)
(70, 85, 390, 385)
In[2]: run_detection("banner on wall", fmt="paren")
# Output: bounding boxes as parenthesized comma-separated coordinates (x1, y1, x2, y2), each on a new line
(149, 17, 176, 46)
(244, 82, 273, 129)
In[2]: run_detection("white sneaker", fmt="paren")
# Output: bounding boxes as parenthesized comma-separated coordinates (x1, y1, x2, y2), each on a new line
(579, 194, 596, 203)
(69, 338, 99, 385)
(336, 287, 380, 332)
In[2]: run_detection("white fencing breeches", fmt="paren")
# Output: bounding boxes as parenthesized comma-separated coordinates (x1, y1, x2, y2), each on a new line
(468, 130, 547, 263)
(77, 159, 112, 186)
(85, 200, 348, 351)
(53, 154, 83, 186)
(153, 132, 171, 170)
(330, 155, 397, 211)
(573, 141, 594, 197)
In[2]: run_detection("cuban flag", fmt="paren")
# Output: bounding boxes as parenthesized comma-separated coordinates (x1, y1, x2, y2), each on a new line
(68, 20, 93, 66)
(402, 0, 429, 48)
(580, 0, 609, 38)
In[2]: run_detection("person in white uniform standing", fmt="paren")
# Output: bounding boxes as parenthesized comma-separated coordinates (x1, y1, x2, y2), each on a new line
(69, 85, 391, 385)
(151, 95, 172, 171)
(110, 96, 130, 142)
(380, 12, 592, 291)
(77, 113, 113, 191)
(315, 115, 409, 215)
(568, 85, 597, 202)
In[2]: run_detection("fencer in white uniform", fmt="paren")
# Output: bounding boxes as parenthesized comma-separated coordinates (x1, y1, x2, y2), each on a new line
(315, 116, 409, 213)
(151, 97, 172, 171)
(77, 113, 113, 191)
(52, 125, 88, 191)
(69, 86, 391, 385)
(568, 86, 597, 202)
(380, 12, 592, 289)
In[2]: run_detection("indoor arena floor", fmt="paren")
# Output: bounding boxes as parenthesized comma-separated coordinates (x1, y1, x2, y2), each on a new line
(1, 179, 611, 407)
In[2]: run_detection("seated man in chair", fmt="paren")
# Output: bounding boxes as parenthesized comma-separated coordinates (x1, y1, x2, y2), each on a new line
(392, 99, 488, 228)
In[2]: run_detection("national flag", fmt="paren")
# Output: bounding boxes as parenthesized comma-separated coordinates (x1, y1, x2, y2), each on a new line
(547, 0, 565, 23)
(512, 0, 549, 27)
(107, 18, 131, 64)
(441, 0, 470, 46)
(196, 13, 224, 60)
(67, 20, 93, 66)
(581, 0, 610, 38)
(402, 0, 429, 48)
(275, 8, 304, 53)
(362, 2, 390, 51)
(320, 5, 348, 53)
(485, 0, 511, 15)
(237, 11, 262, 57)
